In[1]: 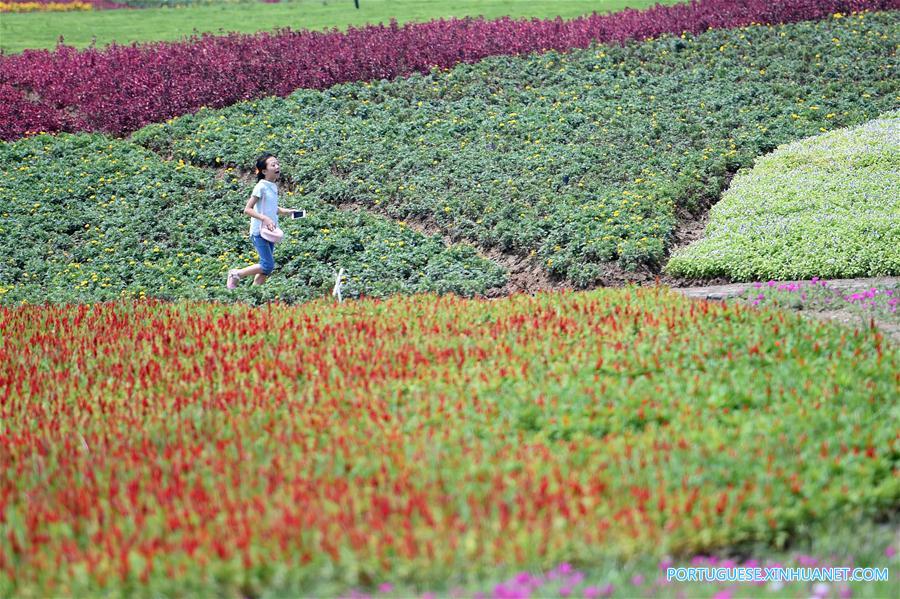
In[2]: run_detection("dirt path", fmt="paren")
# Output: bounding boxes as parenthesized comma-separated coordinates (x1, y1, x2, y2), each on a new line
(669, 277, 900, 300)
(670, 277, 900, 344)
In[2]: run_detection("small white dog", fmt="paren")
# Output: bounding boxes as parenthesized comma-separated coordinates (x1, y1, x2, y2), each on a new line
(332, 268, 345, 302)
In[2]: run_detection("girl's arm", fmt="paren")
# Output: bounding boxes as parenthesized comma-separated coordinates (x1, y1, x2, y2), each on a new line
(244, 195, 275, 229)
(277, 207, 300, 216)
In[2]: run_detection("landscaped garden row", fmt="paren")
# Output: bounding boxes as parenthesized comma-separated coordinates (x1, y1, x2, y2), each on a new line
(0, 133, 505, 306)
(1, 291, 896, 595)
(0, 0, 266, 10)
(0, 0, 123, 12)
(1, 0, 896, 139)
(666, 111, 900, 281)
(133, 13, 900, 284)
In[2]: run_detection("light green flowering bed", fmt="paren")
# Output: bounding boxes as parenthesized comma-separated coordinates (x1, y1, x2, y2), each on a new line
(666, 111, 900, 281)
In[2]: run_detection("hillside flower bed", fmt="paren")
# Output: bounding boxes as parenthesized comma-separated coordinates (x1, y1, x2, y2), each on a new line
(134, 14, 899, 283)
(1, 0, 897, 139)
(0, 0, 272, 9)
(0, 0, 125, 12)
(666, 112, 900, 281)
(1, 1, 94, 12)
(1, 291, 896, 595)
(0, 134, 505, 305)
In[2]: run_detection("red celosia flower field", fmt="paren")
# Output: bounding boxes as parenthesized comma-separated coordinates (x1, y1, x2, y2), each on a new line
(1, 290, 896, 595)
(1, 0, 897, 139)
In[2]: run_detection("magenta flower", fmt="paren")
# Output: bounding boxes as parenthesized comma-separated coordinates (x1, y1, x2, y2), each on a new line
(512, 572, 530, 585)
(797, 555, 818, 567)
(583, 587, 601, 599)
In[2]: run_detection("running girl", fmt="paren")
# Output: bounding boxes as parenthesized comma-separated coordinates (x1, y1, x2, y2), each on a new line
(226, 153, 300, 288)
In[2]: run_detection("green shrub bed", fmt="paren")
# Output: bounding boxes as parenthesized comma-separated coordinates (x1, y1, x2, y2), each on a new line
(666, 112, 900, 281)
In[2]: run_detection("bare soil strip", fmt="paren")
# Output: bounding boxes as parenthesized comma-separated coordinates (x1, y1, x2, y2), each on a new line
(670, 277, 900, 301)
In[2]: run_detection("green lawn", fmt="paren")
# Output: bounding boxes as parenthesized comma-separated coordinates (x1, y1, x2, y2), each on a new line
(0, 0, 684, 54)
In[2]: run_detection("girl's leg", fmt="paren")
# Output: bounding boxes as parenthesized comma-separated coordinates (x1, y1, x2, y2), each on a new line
(235, 264, 264, 279)
(229, 236, 275, 287)
(227, 263, 262, 288)
(249, 235, 276, 286)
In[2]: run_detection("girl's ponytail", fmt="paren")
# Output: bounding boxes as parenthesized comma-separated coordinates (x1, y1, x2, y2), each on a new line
(255, 153, 275, 181)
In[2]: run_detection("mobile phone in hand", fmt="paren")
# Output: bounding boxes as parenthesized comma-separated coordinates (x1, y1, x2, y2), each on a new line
(292, 210, 306, 219)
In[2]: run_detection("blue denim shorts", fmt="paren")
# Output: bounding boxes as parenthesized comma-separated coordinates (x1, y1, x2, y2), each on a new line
(250, 234, 276, 275)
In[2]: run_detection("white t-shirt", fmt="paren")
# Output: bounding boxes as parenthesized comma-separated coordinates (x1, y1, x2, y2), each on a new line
(249, 180, 279, 236)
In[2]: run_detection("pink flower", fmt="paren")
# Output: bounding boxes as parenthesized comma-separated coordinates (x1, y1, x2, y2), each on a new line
(885, 545, 897, 558)
(797, 554, 818, 567)
(583, 587, 601, 599)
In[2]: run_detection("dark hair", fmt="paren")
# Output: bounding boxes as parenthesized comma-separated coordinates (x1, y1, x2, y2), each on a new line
(255, 153, 275, 181)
